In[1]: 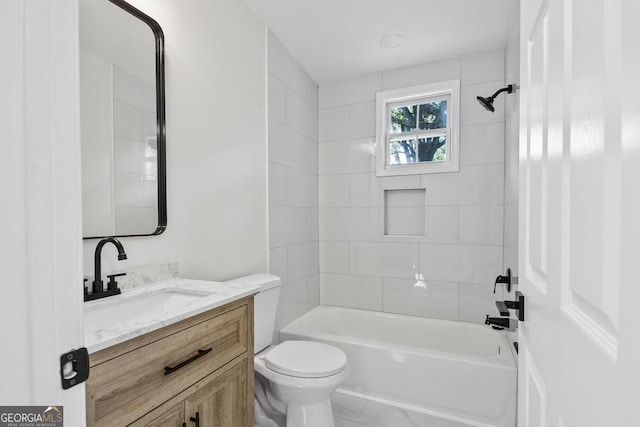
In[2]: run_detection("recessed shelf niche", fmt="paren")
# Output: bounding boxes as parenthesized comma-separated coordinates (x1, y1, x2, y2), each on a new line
(383, 188, 427, 238)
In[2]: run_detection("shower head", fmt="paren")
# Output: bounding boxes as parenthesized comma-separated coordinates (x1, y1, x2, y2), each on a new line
(476, 84, 516, 113)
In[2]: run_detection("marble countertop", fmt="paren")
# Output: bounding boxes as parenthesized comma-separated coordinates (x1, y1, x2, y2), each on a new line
(84, 277, 261, 354)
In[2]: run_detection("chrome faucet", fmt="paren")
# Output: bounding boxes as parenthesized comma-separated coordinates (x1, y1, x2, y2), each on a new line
(85, 238, 127, 302)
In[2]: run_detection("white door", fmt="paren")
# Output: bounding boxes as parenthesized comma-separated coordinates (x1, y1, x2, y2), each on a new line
(519, 0, 640, 426)
(0, 1, 86, 425)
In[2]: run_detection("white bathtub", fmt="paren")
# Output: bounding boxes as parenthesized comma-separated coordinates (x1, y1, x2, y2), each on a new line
(279, 306, 516, 427)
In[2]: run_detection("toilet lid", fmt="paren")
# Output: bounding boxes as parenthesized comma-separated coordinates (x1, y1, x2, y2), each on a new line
(264, 341, 347, 378)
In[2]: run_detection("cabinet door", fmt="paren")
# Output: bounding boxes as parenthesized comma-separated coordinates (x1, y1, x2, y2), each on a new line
(184, 356, 250, 427)
(139, 402, 184, 427)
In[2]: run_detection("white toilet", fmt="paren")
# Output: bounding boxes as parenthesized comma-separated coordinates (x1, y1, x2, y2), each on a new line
(247, 274, 349, 427)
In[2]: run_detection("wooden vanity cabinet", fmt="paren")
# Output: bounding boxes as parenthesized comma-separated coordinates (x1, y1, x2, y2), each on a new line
(85, 296, 254, 427)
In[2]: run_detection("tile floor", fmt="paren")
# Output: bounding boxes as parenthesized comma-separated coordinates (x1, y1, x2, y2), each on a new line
(331, 391, 472, 427)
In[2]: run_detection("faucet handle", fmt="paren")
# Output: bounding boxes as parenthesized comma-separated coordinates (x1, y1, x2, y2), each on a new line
(106, 272, 126, 291)
(83, 278, 89, 296)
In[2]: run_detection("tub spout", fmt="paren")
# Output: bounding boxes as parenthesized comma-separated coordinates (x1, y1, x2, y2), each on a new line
(485, 315, 514, 330)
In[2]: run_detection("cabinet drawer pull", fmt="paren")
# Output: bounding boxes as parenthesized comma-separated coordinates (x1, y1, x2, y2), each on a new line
(164, 348, 212, 376)
(190, 412, 200, 427)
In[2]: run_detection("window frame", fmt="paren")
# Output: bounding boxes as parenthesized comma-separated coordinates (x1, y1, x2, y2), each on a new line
(376, 80, 460, 176)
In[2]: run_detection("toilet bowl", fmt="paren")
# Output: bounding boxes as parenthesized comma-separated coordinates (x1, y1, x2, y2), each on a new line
(228, 274, 349, 427)
(254, 341, 350, 427)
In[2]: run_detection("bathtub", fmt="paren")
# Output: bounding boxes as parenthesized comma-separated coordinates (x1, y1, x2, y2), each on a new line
(279, 306, 516, 427)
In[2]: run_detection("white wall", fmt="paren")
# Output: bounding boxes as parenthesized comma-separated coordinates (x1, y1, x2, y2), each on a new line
(82, 0, 269, 282)
(267, 32, 320, 330)
(318, 52, 508, 323)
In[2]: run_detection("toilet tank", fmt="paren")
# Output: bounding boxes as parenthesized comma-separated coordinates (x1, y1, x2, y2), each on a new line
(227, 274, 281, 353)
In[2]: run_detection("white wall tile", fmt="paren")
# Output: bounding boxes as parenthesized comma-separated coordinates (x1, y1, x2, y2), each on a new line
(269, 247, 288, 285)
(318, 138, 374, 175)
(473, 245, 504, 285)
(287, 168, 315, 207)
(308, 106, 319, 142)
(350, 173, 381, 208)
(385, 206, 426, 237)
(460, 123, 505, 166)
(503, 246, 518, 285)
(421, 164, 504, 205)
(426, 206, 459, 244)
(275, 279, 308, 329)
(268, 73, 286, 123)
(143, 111, 156, 141)
(268, 162, 287, 206)
(321, 207, 384, 242)
(319, 73, 382, 108)
(268, 32, 307, 96)
(320, 241, 349, 274)
(504, 119, 519, 203)
(269, 119, 307, 169)
(381, 243, 419, 279)
(419, 244, 474, 283)
(459, 205, 504, 245)
(504, 201, 518, 247)
(114, 137, 144, 174)
(269, 206, 289, 248)
(306, 76, 319, 106)
(320, 273, 382, 310)
(314, 52, 508, 324)
(269, 206, 307, 248)
(306, 137, 318, 175)
(350, 101, 376, 138)
(268, 31, 318, 333)
(306, 207, 319, 242)
(383, 278, 459, 320)
(319, 174, 350, 208)
(349, 242, 382, 277)
(114, 172, 143, 206)
(113, 66, 156, 112)
(319, 105, 350, 142)
(307, 274, 320, 308)
(382, 57, 461, 91)
(319, 208, 351, 241)
(349, 208, 382, 242)
(288, 241, 319, 283)
(459, 283, 497, 323)
(461, 51, 505, 86)
(460, 81, 507, 126)
(286, 87, 312, 137)
(113, 100, 143, 141)
(114, 207, 157, 235)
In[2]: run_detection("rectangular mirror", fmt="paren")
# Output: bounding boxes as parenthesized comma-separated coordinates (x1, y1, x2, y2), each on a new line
(80, 0, 166, 239)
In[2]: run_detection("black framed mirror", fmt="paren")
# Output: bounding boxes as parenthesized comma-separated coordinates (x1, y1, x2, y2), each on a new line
(80, 0, 166, 239)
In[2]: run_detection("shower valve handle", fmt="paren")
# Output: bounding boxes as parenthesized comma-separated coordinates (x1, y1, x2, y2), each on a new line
(493, 268, 512, 293)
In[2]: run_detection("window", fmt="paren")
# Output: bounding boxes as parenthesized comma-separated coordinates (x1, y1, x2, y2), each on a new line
(376, 80, 460, 176)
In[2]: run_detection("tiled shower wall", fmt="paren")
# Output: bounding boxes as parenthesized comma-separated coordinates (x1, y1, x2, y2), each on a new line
(504, 0, 520, 301)
(318, 52, 507, 323)
(267, 32, 321, 330)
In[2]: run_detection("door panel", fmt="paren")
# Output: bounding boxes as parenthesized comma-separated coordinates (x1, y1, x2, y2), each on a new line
(520, 0, 640, 426)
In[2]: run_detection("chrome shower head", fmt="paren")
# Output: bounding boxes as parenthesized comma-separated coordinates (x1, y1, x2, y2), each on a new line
(476, 84, 516, 113)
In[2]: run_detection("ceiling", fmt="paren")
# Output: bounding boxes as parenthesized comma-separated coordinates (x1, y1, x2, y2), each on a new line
(244, 0, 516, 84)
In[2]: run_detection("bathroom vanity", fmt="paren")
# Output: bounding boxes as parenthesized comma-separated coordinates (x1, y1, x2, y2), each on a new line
(84, 279, 258, 426)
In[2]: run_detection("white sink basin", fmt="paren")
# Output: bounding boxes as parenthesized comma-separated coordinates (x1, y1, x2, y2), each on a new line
(84, 289, 211, 334)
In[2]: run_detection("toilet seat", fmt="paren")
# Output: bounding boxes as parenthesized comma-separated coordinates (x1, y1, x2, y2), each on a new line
(264, 340, 347, 378)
